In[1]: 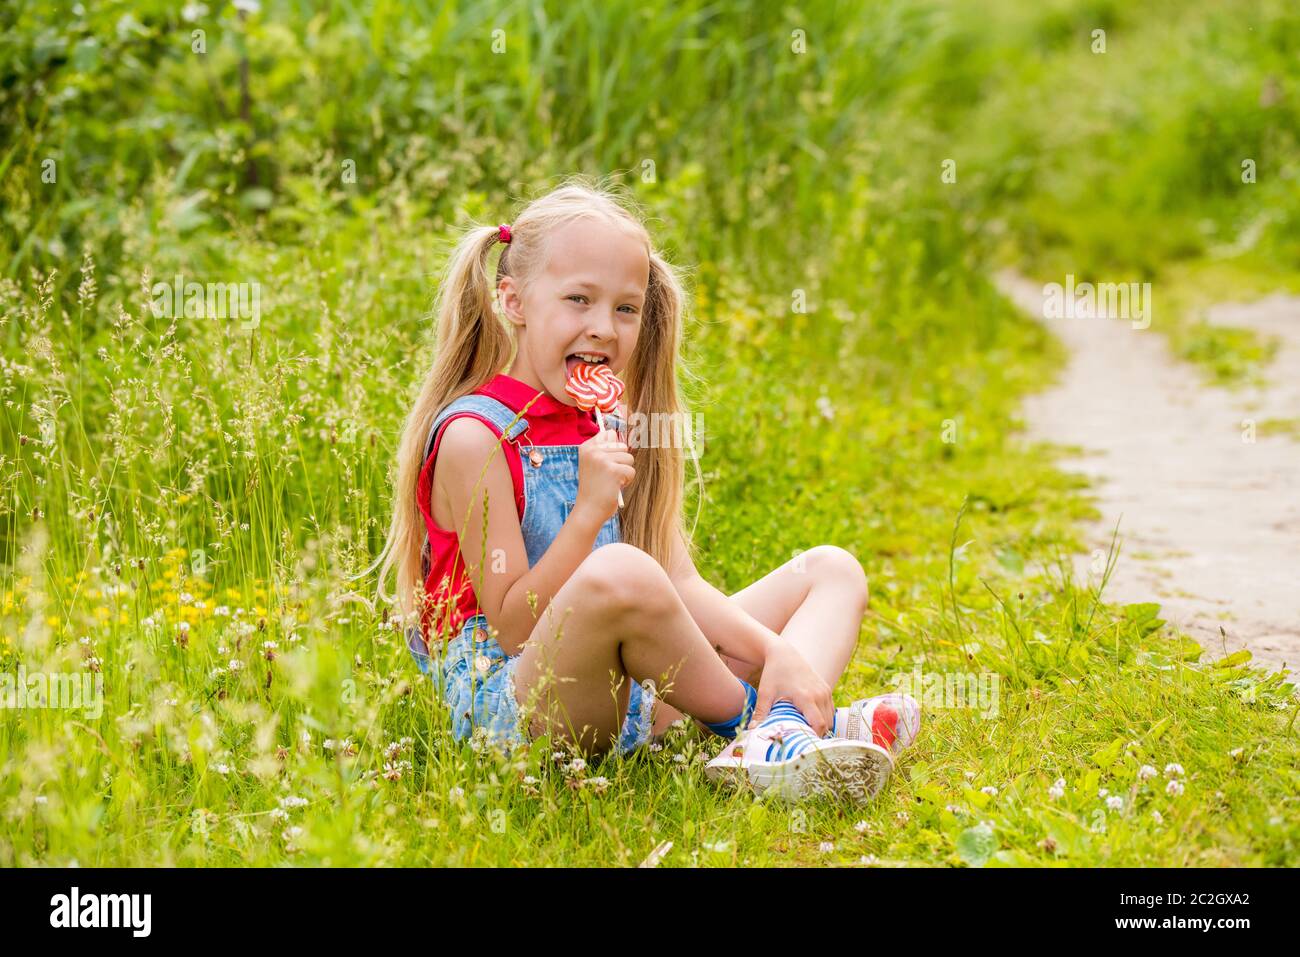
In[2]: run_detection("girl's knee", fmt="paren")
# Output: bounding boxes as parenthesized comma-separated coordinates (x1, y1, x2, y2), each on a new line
(807, 545, 869, 613)
(573, 543, 674, 618)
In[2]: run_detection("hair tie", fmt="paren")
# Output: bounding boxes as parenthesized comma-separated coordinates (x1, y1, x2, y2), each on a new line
(497, 223, 512, 244)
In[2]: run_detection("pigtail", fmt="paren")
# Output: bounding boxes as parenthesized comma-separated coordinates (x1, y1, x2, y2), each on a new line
(370, 224, 512, 622)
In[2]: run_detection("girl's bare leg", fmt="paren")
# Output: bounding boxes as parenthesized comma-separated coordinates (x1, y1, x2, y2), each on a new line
(651, 545, 869, 736)
(511, 542, 751, 757)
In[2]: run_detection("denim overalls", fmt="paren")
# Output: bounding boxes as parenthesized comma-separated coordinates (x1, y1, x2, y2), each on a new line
(405, 392, 656, 755)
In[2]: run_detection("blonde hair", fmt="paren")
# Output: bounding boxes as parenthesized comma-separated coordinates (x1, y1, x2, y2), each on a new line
(372, 178, 699, 626)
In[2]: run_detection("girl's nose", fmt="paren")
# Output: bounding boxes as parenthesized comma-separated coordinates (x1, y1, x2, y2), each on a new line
(588, 312, 617, 339)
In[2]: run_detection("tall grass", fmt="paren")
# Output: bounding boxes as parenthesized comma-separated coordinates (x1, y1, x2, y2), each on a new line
(1, 0, 1296, 866)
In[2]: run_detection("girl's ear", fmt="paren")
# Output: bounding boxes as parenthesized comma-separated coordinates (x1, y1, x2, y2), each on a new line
(497, 276, 526, 328)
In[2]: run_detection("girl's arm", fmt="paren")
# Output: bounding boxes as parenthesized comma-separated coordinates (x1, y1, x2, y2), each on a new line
(436, 418, 606, 655)
(665, 530, 835, 730)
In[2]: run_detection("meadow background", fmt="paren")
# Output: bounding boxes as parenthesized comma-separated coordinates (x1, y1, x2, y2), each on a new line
(1, 0, 1297, 866)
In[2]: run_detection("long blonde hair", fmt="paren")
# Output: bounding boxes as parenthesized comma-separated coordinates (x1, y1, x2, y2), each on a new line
(373, 178, 699, 625)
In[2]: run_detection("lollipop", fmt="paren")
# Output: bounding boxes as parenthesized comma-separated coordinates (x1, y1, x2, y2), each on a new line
(566, 362, 626, 507)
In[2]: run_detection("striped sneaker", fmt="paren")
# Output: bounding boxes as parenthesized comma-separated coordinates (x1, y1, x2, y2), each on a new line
(834, 693, 921, 757)
(705, 701, 892, 803)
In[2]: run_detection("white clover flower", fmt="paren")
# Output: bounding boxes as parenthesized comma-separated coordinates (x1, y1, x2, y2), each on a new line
(859, 854, 879, 866)
(269, 808, 288, 823)
(278, 795, 308, 809)
(1166, 779, 1185, 797)
(854, 820, 869, 833)
(213, 762, 231, 775)
(1138, 765, 1157, 781)
(819, 841, 835, 853)
(567, 758, 586, 774)
(673, 753, 688, 764)
(1098, 788, 1109, 798)
(228, 659, 244, 672)
(1106, 796, 1124, 811)
(1048, 783, 1065, 800)
(1164, 763, 1185, 778)
(1151, 809, 1164, 824)
(980, 785, 998, 796)
(449, 786, 465, 802)
(282, 825, 303, 841)
(178, 621, 191, 633)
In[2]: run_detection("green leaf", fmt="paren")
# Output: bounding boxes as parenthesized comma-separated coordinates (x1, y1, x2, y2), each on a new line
(1215, 649, 1252, 668)
(956, 823, 997, 867)
(1092, 736, 1125, 768)
(1122, 603, 1162, 623)
(1083, 769, 1100, 795)
(916, 784, 945, 806)
(996, 548, 1024, 575)
(1123, 603, 1166, 636)
(1146, 715, 1173, 741)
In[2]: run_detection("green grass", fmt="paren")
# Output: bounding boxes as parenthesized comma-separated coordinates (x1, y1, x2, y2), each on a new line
(2, 0, 1298, 867)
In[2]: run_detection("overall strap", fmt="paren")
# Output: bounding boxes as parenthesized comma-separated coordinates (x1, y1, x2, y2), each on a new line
(423, 393, 531, 463)
(419, 393, 531, 580)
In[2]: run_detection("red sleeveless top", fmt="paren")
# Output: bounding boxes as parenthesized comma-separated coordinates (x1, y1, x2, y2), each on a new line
(414, 373, 602, 647)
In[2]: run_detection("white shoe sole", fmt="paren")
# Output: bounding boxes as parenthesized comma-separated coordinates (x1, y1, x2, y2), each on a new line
(706, 739, 894, 803)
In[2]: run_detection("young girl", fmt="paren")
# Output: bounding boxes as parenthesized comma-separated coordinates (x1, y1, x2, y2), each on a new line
(376, 181, 919, 802)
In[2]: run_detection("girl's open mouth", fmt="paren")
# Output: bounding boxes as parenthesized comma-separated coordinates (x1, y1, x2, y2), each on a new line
(565, 353, 610, 377)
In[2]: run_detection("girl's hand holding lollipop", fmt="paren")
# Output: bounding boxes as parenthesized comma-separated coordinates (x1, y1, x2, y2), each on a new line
(566, 363, 627, 507)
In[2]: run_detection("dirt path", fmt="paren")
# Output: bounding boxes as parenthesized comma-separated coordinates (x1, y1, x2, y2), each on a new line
(997, 271, 1300, 676)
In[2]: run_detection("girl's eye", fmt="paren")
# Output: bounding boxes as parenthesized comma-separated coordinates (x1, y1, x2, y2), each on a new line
(618, 305, 639, 314)
(566, 295, 587, 304)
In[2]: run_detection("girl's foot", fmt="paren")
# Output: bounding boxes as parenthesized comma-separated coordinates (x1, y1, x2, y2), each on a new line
(705, 702, 892, 803)
(831, 692, 921, 756)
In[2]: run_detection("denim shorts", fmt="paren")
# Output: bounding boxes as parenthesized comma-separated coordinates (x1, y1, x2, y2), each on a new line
(407, 614, 655, 756)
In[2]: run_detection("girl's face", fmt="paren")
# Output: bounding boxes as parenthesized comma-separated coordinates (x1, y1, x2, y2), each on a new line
(499, 217, 649, 405)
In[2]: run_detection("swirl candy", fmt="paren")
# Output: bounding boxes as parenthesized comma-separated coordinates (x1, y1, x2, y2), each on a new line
(565, 361, 624, 413)
(566, 362, 626, 507)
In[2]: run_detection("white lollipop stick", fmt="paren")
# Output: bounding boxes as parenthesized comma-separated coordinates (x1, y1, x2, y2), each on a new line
(594, 407, 625, 508)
